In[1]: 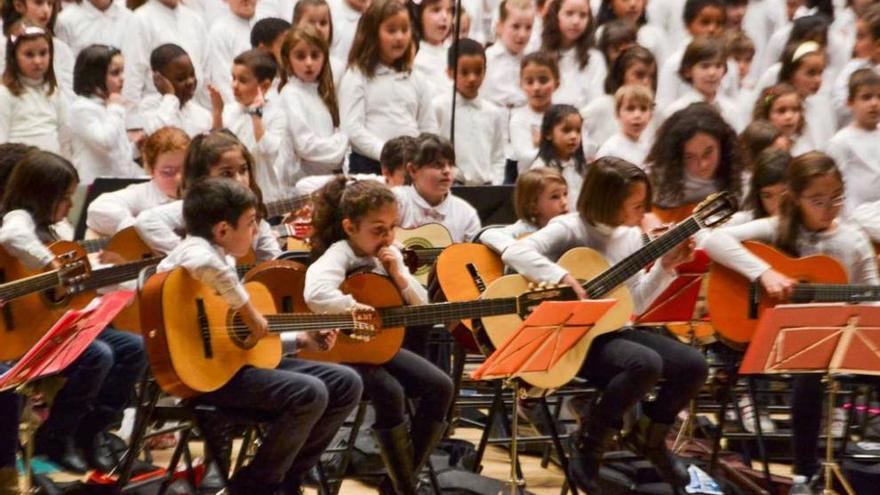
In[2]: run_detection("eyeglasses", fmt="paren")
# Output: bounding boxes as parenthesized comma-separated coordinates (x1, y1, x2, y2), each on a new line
(802, 194, 845, 210)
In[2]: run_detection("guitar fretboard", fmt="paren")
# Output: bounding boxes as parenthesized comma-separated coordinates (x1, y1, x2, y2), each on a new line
(792, 284, 880, 303)
(265, 194, 311, 218)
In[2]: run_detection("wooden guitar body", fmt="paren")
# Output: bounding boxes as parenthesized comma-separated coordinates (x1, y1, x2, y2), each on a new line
(707, 241, 849, 348)
(434, 243, 504, 353)
(102, 226, 156, 334)
(395, 224, 453, 285)
(297, 272, 404, 365)
(480, 247, 634, 389)
(0, 241, 95, 361)
(141, 269, 282, 398)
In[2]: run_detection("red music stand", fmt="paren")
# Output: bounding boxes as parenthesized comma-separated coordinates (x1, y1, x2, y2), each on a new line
(472, 300, 617, 495)
(739, 303, 880, 495)
(0, 290, 134, 491)
(636, 249, 709, 333)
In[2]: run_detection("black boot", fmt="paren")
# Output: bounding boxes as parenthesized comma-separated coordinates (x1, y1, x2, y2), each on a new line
(568, 419, 617, 494)
(75, 407, 120, 473)
(34, 425, 89, 474)
(411, 419, 447, 478)
(623, 417, 689, 487)
(374, 423, 416, 495)
(226, 465, 281, 495)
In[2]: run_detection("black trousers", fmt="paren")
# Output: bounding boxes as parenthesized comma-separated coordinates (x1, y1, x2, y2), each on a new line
(196, 358, 363, 484)
(0, 363, 19, 469)
(576, 328, 709, 427)
(348, 152, 382, 175)
(352, 349, 454, 429)
(791, 374, 823, 477)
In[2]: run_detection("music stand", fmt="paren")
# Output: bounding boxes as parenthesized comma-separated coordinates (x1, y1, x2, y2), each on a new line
(739, 303, 880, 495)
(0, 291, 134, 491)
(473, 299, 618, 495)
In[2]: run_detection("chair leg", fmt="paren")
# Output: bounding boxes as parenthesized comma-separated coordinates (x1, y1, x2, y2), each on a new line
(331, 401, 368, 495)
(116, 372, 158, 488)
(537, 396, 577, 495)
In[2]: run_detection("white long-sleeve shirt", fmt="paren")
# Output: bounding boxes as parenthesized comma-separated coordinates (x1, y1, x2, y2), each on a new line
(393, 185, 481, 243)
(479, 219, 537, 255)
(0, 210, 56, 270)
(507, 105, 543, 171)
(86, 179, 171, 236)
(831, 59, 878, 127)
(254, 0, 296, 21)
(826, 125, 880, 215)
(279, 78, 349, 176)
(54, 0, 135, 56)
(483, 43, 526, 109)
(223, 99, 289, 202)
(702, 216, 878, 285)
(138, 94, 212, 137)
(432, 93, 506, 185)
(501, 212, 677, 315)
(304, 240, 427, 313)
(156, 235, 250, 308)
(413, 41, 452, 98)
(656, 44, 740, 109)
(849, 200, 880, 243)
(123, 0, 209, 112)
(531, 156, 583, 211)
(553, 48, 607, 109)
(205, 12, 257, 100)
(596, 131, 651, 169)
(339, 65, 437, 160)
(0, 78, 69, 156)
(328, 0, 361, 61)
(662, 86, 746, 132)
(0, 36, 74, 100)
(134, 200, 282, 259)
(69, 95, 141, 184)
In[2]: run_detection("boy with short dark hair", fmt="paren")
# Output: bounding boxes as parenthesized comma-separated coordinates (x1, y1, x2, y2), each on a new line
(379, 135, 417, 186)
(250, 17, 292, 64)
(156, 177, 362, 495)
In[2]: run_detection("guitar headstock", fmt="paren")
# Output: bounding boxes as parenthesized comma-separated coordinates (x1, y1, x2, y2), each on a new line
(515, 282, 579, 318)
(693, 191, 738, 229)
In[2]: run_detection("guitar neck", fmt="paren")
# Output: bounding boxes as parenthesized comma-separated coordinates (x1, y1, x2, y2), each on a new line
(377, 297, 521, 328)
(792, 284, 880, 303)
(79, 237, 110, 254)
(0, 270, 61, 301)
(78, 257, 163, 291)
(583, 217, 701, 298)
(266, 313, 361, 333)
(265, 194, 310, 218)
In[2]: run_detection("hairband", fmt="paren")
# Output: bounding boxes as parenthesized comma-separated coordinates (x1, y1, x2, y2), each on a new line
(9, 25, 46, 45)
(792, 41, 821, 63)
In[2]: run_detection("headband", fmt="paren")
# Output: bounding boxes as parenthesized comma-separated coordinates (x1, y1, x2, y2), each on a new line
(792, 41, 821, 63)
(9, 25, 47, 45)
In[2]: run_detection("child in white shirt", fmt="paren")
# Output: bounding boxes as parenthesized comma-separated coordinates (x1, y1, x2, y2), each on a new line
(0, 26, 69, 156)
(483, 0, 535, 110)
(432, 38, 505, 185)
(751, 83, 816, 155)
(292, 0, 346, 87)
(210, 49, 287, 202)
(776, 41, 837, 149)
(395, 133, 481, 243)
(278, 26, 349, 177)
(507, 52, 559, 182)
(69, 44, 141, 185)
(530, 104, 587, 210)
(411, 0, 454, 97)
(87, 126, 189, 236)
(597, 84, 653, 169)
(594, 0, 668, 62)
(827, 68, 880, 215)
(54, 0, 134, 58)
(138, 43, 212, 136)
(205, 0, 260, 101)
(328, 0, 367, 61)
(832, 7, 880, 126)
(339, 0, 437, 174)
(540, 0, 607, 108)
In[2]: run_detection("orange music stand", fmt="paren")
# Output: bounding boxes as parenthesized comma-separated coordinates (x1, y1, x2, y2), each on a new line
(0, 290, 134, 491)
(739, 303, 880, 495)
(636, 249, 710, 341)
(472, 299, 617, 495)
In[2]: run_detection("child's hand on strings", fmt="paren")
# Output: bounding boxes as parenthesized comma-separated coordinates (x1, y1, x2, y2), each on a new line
(660, 238, 695, 272)
(97, 250, 126, 266)
(153, 72, 175, 96)
(240, 301, 269, 341)
(759, 269, 796, 300)
(560, 273, 588, 300)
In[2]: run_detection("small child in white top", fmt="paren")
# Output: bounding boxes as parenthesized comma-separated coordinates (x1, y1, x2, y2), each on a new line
(339, 0, 437, 174)
(139, 43, 212, 136)
(530, 104, 588, 210)
(597, 84, 653, 169)
(87, 126, 189, 236)
(69, 44, 141, 185)
(394, 133, 481, 243)
(210, 49, 287, 202)
(540, 0, 608, 109)
(594, 0, 668, 64)
(328, 0, 367, 62)
(432, 38, 505, 185)
(507, 52, 559, 179)
(411, 0, 453, 97)
(0, 26, 69, 156)
(278, 26, 349, 177)
(292, 0, 346, 88)
(826, 68, 880, 215)
(751, 83, 816, 155)
(205, 0, 260, 101)
(55, 0, 135, 58)
(483, 0, 535, 110)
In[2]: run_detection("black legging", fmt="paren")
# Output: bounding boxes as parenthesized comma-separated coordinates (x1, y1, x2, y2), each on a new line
(791, 374, 823, 478)
(576, 327, 709, 427)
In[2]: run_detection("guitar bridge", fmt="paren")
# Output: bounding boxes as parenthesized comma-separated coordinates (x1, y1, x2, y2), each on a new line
(196, 298, 213, 359)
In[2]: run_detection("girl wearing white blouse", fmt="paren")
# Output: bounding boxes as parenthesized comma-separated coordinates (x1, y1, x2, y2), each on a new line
(507, 52, 559, 182)
(69, 44, 141, 185)
(702, 152, 879, 482)
(530, 104, 588, 210)
(339, 0, 438, 174)
(540, 0, 607, 109)
(0, 26, 69, 156)
(279, 26, 349, 177)
(410, 0, 454, 97)
(502, 157, 706, 493)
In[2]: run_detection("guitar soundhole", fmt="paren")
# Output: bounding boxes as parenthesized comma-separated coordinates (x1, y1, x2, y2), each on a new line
(404, 239, 431, 278)
(42, 287, 69, 307)
(228, 312, 259, 350)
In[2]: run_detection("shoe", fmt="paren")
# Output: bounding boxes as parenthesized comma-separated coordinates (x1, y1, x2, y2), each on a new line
(226, 466, 281, 495)
(279, 472, 303, 495)
(736, 395, 776, 434)
(80, 432, 118, 473)
(622, 417, 689, 488)
(568, 419, 617, 494)
(34, 426, 89, 474)
(0, 466, 19, 495)
(411, 419, 447, 478)
(373, 423, 416, 495)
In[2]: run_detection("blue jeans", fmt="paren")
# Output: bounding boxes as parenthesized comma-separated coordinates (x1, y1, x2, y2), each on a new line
(0, 363, 21, 468)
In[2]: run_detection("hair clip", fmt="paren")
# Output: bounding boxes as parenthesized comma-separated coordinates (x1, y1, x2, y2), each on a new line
(9, 25, 46, 45)
(764, 93, 775, 108)
(792, 41, 821, 63)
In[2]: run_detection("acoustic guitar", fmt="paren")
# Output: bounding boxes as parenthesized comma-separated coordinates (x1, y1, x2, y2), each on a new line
(0, 241, 162, 360)
(395, 224, 452, 285)
(479, 192, 737, 389)
(651, 201, 700, 225)
(140, 267, 375, 398)
(707, 241, 880, 348)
